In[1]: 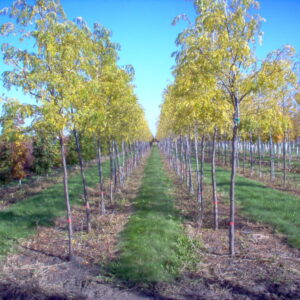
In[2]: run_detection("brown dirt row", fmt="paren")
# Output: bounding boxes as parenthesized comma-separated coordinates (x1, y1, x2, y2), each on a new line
(0, 153, 153, 300)
(153, 157, 300, 300)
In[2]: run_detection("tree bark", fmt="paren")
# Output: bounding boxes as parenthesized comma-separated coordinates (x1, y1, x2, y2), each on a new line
(73, 129, 91, 233)
(174, 138, 180, 176)
(199, 135, 205, 224)
(229, 103, 239, 256)
(121, 140, 126, 185)
(269, 134, 275, 181)
(109, 140, 114, 204)
(186, 135, 194, 194)
(97, 138, 105, 215)
(224, 139, 227, 165)
(194, 127, 201, 214)
(243, 138, 246, 174)
(258, 136, 262, 178)
(283, 133, 287, 186)
(59, 132, 73, 261)
(250, 132, 254, 176)
(211, 128, 218, 230)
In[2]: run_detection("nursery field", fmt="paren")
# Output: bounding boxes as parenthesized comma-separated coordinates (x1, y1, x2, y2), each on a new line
(1, 0, 300, 299)
(0, 146, 300, 300)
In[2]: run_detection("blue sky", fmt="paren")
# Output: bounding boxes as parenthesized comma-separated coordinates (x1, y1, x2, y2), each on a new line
(1, 0, 300, 135)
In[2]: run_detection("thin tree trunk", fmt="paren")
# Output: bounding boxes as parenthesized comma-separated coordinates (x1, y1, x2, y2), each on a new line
(194, 127, 201, 210)
(229, 104, 239, 256)
(114, 140, 121, 188)
(258, 136, 262, 178)
(73, 129, 91, 233)
(211, 128, 218, 230)
(186, 135, 194, 194)
(199, 136, 205, 224)
(97, 138, 105, 215)
(184, 137, 189, 187)
(180, 136, 184, 182)
(174, 139, 180, 176)
(283, 133, 287, 186)
(242, 139, 246, 174)
(270, 134, 275, 181)
(250, 132, 254, 176)
(122, 141, 126, 185)
(109, 140, 114, 204)
(224, 139, 227, 165)
(59, 132, 73, 261)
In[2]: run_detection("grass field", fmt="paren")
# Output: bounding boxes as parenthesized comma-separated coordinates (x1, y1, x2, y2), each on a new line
(112, 147, 195, 283)
(201, 162, 300, 248)
(0, 161, 110, 257)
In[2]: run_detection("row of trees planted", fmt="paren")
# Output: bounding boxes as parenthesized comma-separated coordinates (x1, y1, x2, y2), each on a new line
(205, 136, 300, 187)
(157, 0, 299, 255)
(0, 0, 152, 260)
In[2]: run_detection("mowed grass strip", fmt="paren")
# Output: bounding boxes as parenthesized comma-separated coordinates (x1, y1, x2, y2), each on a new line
(112, 147, 194, 284)
(0, 161, 110, 257)
(201, 162, 300, 248)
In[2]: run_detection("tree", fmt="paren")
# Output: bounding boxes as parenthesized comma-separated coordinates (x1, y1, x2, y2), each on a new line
(1, 0, 83, 260)
(0, 98, 32, 184)
(173, 0, 296, 255)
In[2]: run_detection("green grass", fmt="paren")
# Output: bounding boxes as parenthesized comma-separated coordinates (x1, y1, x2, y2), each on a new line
(201, 162, 300, 248)
(112, 147, 195, 284)
(0, 161, 110, 257)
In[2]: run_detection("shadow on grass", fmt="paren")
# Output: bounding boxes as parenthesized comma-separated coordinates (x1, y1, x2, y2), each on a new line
(201, 162, 300, 248)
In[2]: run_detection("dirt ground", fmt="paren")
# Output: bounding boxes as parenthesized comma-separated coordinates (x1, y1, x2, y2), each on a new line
(0, 153, 299, 300)
(0, 154, 153, 300)
(155, 161, 300, 300)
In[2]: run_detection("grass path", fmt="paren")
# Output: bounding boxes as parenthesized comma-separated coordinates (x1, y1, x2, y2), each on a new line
(113, 147, 193, 283)
(0, 161, 110, 257)
(201, 162, 300, 248)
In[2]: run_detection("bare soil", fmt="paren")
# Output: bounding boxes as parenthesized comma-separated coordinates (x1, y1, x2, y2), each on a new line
(1, 153, 300, 300)
(0, 154, 153, 300)
(154, 160, 300, 300)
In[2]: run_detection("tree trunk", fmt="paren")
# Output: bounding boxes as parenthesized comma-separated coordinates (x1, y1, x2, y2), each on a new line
(243, 138, 246, 174)
(283, 133, 287, 186)
(229, 104, 239, 256)
(186, 135, 194, 194)
(174, 139, 180, 176)
(224, 140, 227, 165)
(109, 140, 114, 204)
(59, 132, 73, 261)
(97, 138, 105, 215)
(194, 127, 201, 212)
(199, 136, 205, 224)
(258, 136, 262, 178)
(211, 128, 218, 230)
(73, 129, 91, 233)
(180, 136, 184, 182)
(122, 141, 126, 185)
(114, 140, 121, 188)
(269, 134, 275, 181)
(250, 132, 254, 176)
